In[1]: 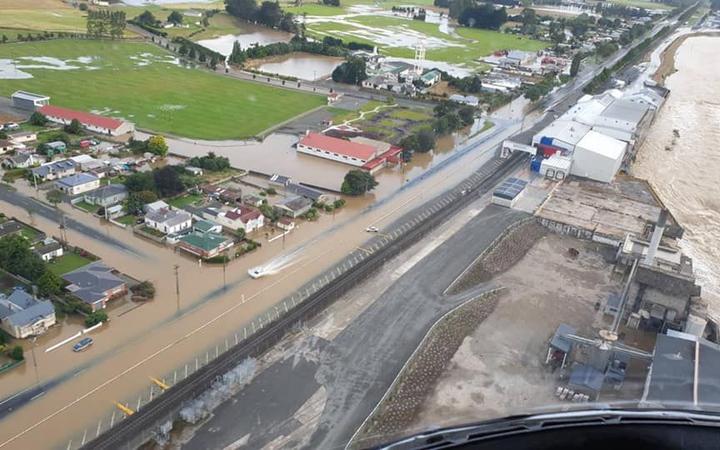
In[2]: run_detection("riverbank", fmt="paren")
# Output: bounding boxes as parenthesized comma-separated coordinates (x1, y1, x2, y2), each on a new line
(652, 31, 720, 85)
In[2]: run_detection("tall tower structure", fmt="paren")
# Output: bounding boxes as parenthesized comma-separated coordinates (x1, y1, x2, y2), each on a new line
(414, 41, 426, 76)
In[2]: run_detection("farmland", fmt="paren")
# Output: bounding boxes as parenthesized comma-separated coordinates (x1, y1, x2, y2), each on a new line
(0, 40, 325, 140)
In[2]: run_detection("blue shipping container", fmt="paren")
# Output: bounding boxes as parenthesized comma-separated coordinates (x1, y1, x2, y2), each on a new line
(530, 157, 542, 172)
(540, 136, 553, 146)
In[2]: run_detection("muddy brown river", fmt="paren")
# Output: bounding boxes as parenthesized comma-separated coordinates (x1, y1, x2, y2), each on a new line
(633, 35, 720, 316)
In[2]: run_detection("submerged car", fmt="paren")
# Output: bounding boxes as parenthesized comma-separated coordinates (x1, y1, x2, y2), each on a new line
(73, 337, 94, 352)
(248, 267, 264, 279)
(366, 226, 379, 233)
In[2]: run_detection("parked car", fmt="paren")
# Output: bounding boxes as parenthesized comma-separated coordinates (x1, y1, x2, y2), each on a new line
(2, 122, 19, 131)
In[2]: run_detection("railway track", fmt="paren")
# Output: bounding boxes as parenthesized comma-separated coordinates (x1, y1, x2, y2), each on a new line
(82, 151, 527, 449)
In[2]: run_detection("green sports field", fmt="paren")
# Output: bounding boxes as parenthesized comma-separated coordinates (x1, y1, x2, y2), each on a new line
(0, 40, 325, 140)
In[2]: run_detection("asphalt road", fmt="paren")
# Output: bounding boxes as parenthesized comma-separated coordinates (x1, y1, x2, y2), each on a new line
(183, 205, 527, 450)
(0, 187, 144, 257)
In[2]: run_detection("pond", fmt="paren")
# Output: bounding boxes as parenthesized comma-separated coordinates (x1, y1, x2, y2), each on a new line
(254, 53, 343, 81)
(196, 24, 293, 56)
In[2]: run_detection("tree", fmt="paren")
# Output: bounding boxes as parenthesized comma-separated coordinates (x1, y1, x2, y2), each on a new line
(258, 1, 284, 28)
(341, 169, 378, 196)
(234, 227, 246, 240)
(64, 118, 82, 134)
(458, 105, 475, 126)
(449, 0, 474, 19)
(9, 345, 23, 361)
(153, 166, 185, 197)
(37, 270, 62, 297)
(331, 56, 367, 84)
(79, 2, 88, 11)
(570, 53, 582, 77)
(46, 189, 63, 207)
(29, 111, 48, 126)
(136, 10, 157, 26)
(225, 0, 258, 21)
(323, 0, 340, 5)
(458, 4, 507, 30)
(130, 281, 156, 299)
(84, 310, 108, 327)
(126, 190, 158, 214)
(188, 152, 230, 171)
(124, 172, 156, 193)
(167, 11, 183, 25)
(415, 128, 436, 152)
(147, 135, 168, 157)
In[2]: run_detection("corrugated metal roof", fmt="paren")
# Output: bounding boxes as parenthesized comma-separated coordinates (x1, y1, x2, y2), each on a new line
(299, 133, 376, 161)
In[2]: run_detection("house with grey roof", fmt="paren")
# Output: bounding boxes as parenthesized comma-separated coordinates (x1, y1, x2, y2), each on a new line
(144, 208, 192, 234)
(84, 184, 128, 207)
(286, 183, 325, 202)
(62, 262, 127, 311)
(31, 159, 76, 181)
(274, 196, 313, 218)
(2, 152, 40, 169)
(33, 238, 63, 262)
(0, 288, 56, 338)
(56, 173, 100, 196)
(0, 220, 23, 239)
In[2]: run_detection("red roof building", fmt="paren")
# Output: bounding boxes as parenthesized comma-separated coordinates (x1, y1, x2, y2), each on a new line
(297, 132, 378, 167)
(217, 206, 265, 233)
(39, 105, 135, 136)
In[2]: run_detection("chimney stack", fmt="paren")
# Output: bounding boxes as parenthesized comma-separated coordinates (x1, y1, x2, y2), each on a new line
(644, 209, 668, 266)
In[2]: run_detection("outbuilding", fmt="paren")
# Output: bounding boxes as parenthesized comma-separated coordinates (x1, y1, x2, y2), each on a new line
(39, 105, 135, 136)
(11, 91, 50, 111)
(570, 130, 627, 183)
(56, 173, 101, 196)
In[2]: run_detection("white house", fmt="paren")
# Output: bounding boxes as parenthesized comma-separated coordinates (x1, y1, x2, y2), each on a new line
(33, 238, 64, 262)
(144, 208, 192, 234)
(216, 206, 265, 233)
(7, 131, 37, 144)
(0, 288, 56, 339)
(144, 200, 170, 214)
(55, 173, 101, 195)
(39, 105, 135, 136)
(2, 152, 40, 169)
(31, 159, 76, 181)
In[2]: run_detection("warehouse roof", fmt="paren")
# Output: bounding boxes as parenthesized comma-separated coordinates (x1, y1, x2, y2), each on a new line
(576, 130, 627, 160)
(11, 90, 49, 101)
(534, 120, 591, 146)
(598, 98, 651, 125)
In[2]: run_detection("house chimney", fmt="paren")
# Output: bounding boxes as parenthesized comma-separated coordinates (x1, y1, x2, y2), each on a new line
(644, 209, 668, 266)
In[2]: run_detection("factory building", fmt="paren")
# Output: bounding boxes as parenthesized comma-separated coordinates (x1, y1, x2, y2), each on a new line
(570, 130, 627, 184)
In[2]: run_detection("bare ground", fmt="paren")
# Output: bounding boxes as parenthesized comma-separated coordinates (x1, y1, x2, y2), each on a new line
(408, 233, 623, 432)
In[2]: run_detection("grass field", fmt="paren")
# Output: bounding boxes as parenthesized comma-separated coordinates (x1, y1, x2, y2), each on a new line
(0, 40, 325, 139)
(607, 0, 672, 10)
(167, 193, 202, 208)
(0, 1, 86, 33)
(74, 200, 98, 214)
(306, 15, 546, 65)
(47, 252, 93, 276)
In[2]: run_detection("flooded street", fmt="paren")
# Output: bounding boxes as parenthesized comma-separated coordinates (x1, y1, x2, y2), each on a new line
(253, 53, 342, 81)
(0, 115, 521, 449)
(196, 24, 292, 56)
(633, 36, 720, 316)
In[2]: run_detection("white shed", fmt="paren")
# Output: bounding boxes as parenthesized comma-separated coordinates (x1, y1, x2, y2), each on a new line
(570, 130, 627, 183)
(540, 155, 572, 180)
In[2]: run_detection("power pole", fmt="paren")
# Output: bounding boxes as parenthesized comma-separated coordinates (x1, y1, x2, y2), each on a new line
(30, 337, 39, 385)
(174, 264, 180, 313)
(222, 256, 227, 291)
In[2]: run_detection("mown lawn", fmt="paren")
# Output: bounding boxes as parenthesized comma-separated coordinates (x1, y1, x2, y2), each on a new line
(0, 40, 326, 139)
(167, 193, 202, 208)
(0, 3, 86, 33)
(607, 0, 672, 10)
(47, 252, 93, 275)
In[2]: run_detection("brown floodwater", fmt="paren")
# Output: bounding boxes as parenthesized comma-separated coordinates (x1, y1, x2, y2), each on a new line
(196, 24, 293, 56)
(136, 117, 500, 200)
(633, 36, 720, 318)
(255, 53, 343, 81)
(0, 117, 520, 449)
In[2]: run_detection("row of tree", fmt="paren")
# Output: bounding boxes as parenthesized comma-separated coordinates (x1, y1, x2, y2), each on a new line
(331, 56, 368, 84)
(174, 37, 225, 69)
(86, 10, 126, 40)
(225, 0, 298, 33)
(187, 152, 231, 171)
(128, 135, 169, 157)
(400, 100, 475, 158)
(458, 3, 508, 30)
(228, 36, 351, 64)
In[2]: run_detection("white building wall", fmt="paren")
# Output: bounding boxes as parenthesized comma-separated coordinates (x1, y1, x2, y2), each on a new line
(296, 143, 368, 167)
(61, 179, 100, 195)
(570, 145, 624, 183)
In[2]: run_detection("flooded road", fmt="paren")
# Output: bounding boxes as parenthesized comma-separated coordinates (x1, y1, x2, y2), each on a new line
(253, 53, 342, 81)
(0, 114, 523, 449)
(196, 24, 292, 56)
(633, 35, 720, 316)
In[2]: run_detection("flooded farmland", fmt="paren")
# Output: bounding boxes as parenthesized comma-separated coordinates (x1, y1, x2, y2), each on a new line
(196, 24, 293, 56)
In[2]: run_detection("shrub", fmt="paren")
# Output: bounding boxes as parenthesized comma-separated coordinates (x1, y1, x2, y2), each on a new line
(9, 345, 24, 361)
(84, 310, 108, 327)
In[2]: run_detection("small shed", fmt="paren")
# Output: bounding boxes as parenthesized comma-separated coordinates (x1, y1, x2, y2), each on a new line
(546, 323, 576, 368)
(491, 177, 527, 208)
(11, 91, 50, 110)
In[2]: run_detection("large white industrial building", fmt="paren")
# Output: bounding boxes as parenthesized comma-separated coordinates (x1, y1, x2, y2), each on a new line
(570, 130, 628, 183)
(530, 85, 666, 184)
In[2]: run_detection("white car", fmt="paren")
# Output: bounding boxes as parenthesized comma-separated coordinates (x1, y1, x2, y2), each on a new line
(366, 226, 378, 233)
(248, 267, 263, 279)
(2, 122, 19, 131)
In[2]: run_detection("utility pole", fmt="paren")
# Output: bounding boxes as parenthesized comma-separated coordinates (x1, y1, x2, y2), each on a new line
(222, 256, 227, 291)
(174, 264, 180, 313)
(30, 337, 39, 385)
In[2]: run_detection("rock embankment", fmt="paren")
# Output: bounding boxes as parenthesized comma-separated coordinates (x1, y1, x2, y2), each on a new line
(350, 289, 504, 449)
(446, 219, 547, 295)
